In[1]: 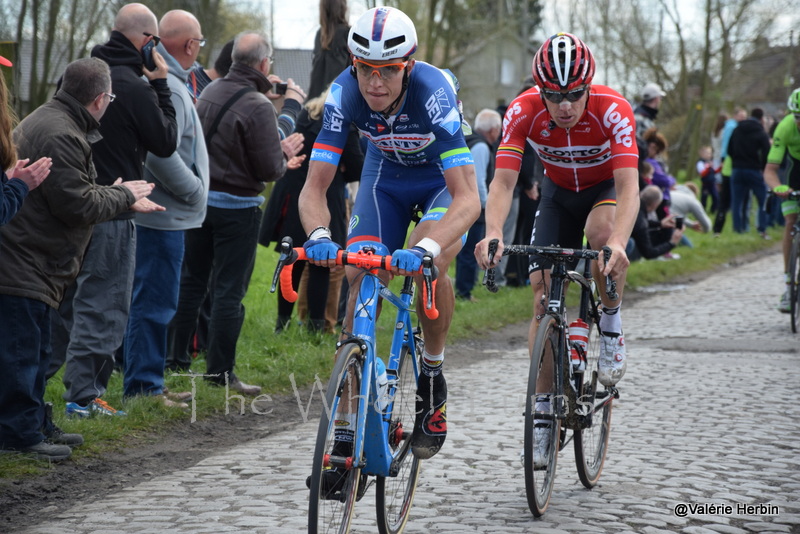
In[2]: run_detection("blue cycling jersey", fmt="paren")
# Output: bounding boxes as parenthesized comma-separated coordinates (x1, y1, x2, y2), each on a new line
(311, 61, 473, 171)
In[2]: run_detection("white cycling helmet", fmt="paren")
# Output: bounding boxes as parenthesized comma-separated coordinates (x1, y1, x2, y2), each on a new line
(348, 7, 418, 61)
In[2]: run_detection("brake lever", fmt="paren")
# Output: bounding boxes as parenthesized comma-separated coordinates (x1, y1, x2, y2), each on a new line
(483, 238, 500, 293)
(601, 245, 619, 301)
(270, 237, 299, 294)
(421, 253, 439, 319)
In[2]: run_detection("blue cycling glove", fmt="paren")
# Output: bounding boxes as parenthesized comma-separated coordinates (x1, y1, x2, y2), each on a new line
(304, 237, 341, 262)
(391, 246, 427, 272)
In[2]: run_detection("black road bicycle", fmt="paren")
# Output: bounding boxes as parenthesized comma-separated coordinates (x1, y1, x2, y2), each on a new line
(484, 240, 619, 517)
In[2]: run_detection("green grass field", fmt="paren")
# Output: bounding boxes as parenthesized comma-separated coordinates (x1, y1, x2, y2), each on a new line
(0, 215, 782, 478)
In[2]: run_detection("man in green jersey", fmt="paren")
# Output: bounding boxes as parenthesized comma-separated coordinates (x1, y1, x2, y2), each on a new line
(764, 88, 800, 312)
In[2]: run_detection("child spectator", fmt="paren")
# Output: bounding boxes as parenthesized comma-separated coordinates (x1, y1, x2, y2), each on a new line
(696, 145, 719, 213)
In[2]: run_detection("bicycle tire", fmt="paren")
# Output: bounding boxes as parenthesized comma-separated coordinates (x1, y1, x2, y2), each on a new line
(309, 343, 365, 534)
(376, 343, 422, 534)
(523, 314, 561, 518)
(573, 301, 613, 488)
(790, 232, 800, 333)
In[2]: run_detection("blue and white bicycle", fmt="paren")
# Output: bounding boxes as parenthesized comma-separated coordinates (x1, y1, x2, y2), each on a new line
(272, 237, 438, 534)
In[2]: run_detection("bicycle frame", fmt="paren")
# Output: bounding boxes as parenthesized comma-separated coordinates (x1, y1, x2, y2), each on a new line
(272, 241, 437, 477)
(346, 268, 420, 477)
(531, 250, 595, 429)
(486, 243, 618, 427)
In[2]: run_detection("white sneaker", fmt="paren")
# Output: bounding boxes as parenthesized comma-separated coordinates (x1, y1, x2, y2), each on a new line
(533, 423, 552, 469)
(599, 332, 626, 386)
(778, 290, 791, 314)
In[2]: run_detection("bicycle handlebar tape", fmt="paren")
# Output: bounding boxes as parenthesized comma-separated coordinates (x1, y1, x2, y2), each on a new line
(279, 263, 299, 303)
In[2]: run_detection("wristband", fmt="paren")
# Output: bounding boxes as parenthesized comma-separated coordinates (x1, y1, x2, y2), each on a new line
(415, 237, 442, 258)
(773, 185, 790, 193)
(308, 226, 332, 240)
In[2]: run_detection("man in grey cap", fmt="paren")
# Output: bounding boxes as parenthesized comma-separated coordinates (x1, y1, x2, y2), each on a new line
(634, 82, 666, 140)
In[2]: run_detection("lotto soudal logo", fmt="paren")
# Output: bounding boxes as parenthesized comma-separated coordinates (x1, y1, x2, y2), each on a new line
(602, 102, 633, 148)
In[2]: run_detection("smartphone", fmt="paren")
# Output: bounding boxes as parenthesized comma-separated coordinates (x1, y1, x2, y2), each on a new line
(142, 40, 157, 71)
(275, 82, 288, 95)
(675, 216, 684, 230)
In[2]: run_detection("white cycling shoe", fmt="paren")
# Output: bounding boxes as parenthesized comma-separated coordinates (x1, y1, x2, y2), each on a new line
(598, 332, 626, 386)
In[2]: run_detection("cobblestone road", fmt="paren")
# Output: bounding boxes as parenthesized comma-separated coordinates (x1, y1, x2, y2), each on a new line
(23, 253, 800, 533)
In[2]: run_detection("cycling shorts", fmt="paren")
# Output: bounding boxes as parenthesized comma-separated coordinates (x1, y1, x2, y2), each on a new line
(346, 152, 452, 255)
(781, 199, 800, 217)
(528, 177, 616, 274)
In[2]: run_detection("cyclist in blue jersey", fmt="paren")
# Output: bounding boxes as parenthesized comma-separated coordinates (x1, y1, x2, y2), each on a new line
(299, 6, 480, 461)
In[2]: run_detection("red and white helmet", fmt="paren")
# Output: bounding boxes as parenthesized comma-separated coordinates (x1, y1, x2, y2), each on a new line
(532, 33, 595, 91)
(348, 7, 418, 61)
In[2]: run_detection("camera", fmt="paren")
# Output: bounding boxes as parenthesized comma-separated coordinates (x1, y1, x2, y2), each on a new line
(275, 82, 288, 95)
(675, 216, 684, 230)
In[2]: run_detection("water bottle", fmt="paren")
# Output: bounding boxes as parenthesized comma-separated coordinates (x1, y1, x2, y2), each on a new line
(375, 358, 390, 413)
(568, 318, 589, 371)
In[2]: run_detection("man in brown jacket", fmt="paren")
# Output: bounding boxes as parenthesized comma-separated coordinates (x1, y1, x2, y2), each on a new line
(168, 31, 303, 395)
(0, 58, 161, 461)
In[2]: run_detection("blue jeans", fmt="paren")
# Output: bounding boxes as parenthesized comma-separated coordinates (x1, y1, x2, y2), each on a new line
(51, 219, 136, 404)
(730, 168, 767, 234)
(0, 295, 51, 449)
(168, 205, 262, 383)
(123, 227, 184, 398)
(455, 213, 485, 299)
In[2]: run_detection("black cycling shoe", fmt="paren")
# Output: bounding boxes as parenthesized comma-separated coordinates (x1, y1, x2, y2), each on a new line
(411, 370, 447, 459)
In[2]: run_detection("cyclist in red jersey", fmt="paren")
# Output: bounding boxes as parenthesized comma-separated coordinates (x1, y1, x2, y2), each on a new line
(476, 32, 638, 386)
(476, 33, 637, 467)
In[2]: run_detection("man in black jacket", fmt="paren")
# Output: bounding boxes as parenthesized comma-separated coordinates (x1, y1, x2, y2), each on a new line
(727, 108, 771, 235)
(0, 58, 161, 461)
(168, 31, 303, 396)
(49, 3, 179, 418)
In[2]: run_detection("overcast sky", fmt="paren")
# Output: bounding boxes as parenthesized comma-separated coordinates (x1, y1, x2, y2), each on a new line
(268, 0, 709, 50)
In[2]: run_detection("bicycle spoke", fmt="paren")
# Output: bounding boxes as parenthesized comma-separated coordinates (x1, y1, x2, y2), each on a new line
(376, 343, 421, 534)
(309, 344, 364, 534)
(524, 315, 560, 517)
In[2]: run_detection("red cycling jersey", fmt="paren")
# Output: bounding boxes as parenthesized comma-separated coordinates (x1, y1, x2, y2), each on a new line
(496, 85, 639, 192)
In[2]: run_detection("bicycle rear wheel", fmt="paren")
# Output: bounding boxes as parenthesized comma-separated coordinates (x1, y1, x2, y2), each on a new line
(523, 315, 561, 518)
(573, 309, 613, 488)
(309, 342, 365, 534)
(790, 233, 800, 333)
(376, 343, 422, 534)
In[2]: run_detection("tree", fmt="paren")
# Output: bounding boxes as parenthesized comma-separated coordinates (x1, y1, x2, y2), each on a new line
(379, 0, 542, 67)
(545, 0, 798, 176)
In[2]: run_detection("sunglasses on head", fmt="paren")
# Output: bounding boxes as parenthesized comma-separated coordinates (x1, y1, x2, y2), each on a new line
(541, 87, 587, 104)
(352, 58, 408, 80)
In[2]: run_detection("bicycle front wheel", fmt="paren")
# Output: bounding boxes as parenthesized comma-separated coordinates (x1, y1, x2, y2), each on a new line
(376, 344, 421, 534)
(523, 314, 561, 518)
(574, 312, 613, 488)
(790, 232, 800, 333)
(309, 342, 365, 534)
